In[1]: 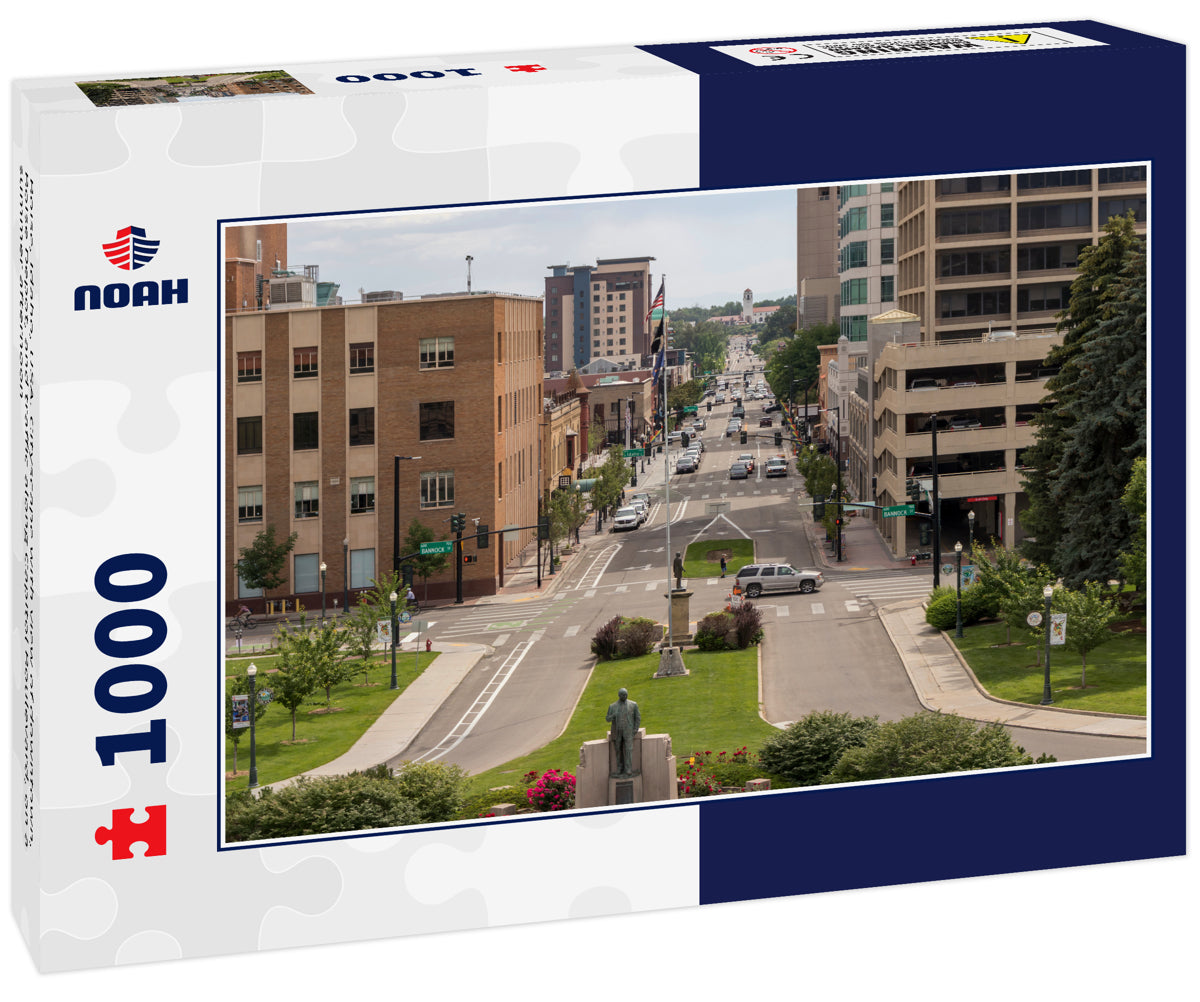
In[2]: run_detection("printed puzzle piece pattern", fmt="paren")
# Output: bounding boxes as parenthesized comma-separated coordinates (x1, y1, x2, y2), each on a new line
(95, 805, 167, 860)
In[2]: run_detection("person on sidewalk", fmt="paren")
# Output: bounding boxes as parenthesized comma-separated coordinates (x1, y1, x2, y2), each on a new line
(720, 556, 727, 578)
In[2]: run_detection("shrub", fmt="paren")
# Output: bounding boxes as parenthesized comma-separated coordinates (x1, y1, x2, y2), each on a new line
(732, 602, 765, 648)
(392, 760, 470, 824)
(224, 774, 421, 842)
(758, 711, 880, 786)
(526, 768, 576, 811)
(924, 592, 960, 631)
(678, 765, 722, 797)
(590, 615, 623, 660)
(694, 610, 734, 651)
(823, 712, 1043, 784)
(618, 617, 659, 658)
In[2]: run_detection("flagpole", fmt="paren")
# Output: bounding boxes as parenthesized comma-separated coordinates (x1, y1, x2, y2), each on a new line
(660, 276, 673, 648)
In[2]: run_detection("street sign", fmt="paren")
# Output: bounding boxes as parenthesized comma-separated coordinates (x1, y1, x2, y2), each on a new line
(419, 540, 453, 554)
(623, 448, 645, 457)
(882, 504, 915, 517)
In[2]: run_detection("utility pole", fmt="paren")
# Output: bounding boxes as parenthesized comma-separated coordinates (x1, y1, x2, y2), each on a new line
(931, 417, 941, 588)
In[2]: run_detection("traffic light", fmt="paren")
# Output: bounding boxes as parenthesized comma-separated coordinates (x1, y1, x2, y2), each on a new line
(681, 431, 690, 448)
(462, 554, 477, 564)
(537, 516, 550, 541)
(452, 512, 466, 533)
(835, 517, 844, 527)
(739, 430, 747, 444)
(906, 478, 920, 502)
(813, 496, 825, 520)
(475, 523, 489, 548)
(401, 563, 414, 589)
(774, 431, 782, 447)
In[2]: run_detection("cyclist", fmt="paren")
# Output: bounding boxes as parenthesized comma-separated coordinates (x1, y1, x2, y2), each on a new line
(405, 586, 417, 611)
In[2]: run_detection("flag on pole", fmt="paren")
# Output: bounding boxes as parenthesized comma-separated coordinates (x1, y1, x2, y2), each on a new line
(645, 281, 664, 322)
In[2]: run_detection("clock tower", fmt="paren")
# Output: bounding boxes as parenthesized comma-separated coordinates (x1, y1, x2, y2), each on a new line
(742, 287, 753, 322)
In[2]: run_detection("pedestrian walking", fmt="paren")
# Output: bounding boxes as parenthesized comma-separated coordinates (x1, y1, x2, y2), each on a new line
(720, 556, 727, 577)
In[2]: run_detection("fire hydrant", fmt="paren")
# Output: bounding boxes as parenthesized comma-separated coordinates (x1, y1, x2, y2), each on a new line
(911, 554, 917, 566)
(425, 638, 432, 652)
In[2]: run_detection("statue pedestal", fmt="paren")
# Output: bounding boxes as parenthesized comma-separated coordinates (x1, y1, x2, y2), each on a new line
(654, 645, 688, 678)
(665, 588, 693, 645)
(576, 729, 678, 808)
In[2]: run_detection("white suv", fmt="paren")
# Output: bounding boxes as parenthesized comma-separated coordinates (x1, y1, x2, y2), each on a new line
(613, 506, 640, 531)
(734, 563, 823, 597)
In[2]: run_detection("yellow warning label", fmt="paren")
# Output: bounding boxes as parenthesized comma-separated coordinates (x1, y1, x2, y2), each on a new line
(970, 33, 1032, 45)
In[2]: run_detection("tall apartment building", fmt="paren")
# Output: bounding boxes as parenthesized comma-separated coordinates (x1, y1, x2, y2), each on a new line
(837, 183, 899, 342)
(226, 292, 543, 610)
(795, 185, 839, 329)
(544, 257, 655, 370)
(896, 167, 1147, 339)
(827, 166, 1146, 555)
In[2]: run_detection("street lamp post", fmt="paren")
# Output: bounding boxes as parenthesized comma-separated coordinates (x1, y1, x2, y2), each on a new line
(1041, 584, 1054, 705)
(954, 541, 963, 638)
(319, 561, 327, 624)
(967, 510, 976, 551)
(389, 591, 399, 690)
(342, 537, 349, 617)
(246, 663, 258, 789)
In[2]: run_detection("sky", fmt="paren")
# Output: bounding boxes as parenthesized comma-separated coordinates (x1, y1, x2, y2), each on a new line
(284, 185, 799, 309)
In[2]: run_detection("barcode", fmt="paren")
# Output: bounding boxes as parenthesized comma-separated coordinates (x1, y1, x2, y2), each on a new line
(816, 39, 981, 56)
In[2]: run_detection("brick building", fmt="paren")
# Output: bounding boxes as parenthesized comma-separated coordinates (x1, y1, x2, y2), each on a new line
(224, 223, 288, 313)
(226, 292, 543, 610)
(543, 257, 655, 370)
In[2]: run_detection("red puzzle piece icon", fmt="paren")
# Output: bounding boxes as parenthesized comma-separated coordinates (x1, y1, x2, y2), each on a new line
(95, 805, 167, 860)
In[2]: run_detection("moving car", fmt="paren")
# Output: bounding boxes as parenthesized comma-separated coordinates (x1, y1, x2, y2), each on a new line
(725, 420, 742, 438)
(675, 454, 697, 474)
(613, 506, 640, 531)
(734, 563, 823, 598)
(765, 457, 788, 477)
(728, 461, 749, 480)
(737, 452, 755, 473)
(758, 416, 773, 427)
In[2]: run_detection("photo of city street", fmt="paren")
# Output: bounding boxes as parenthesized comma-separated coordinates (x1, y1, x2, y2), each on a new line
(221, 168, 1148, 843)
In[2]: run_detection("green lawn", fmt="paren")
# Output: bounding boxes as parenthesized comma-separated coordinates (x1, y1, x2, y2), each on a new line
(224, 651, 437, 789)
(953, 620, 1146, 715)
(683, 537, 755, 579)
(465, 646, 780, 797)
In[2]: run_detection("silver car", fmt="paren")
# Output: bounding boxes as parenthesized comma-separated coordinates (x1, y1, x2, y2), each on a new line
(613, 506, 640, 531)
(734, 563, 823, 598)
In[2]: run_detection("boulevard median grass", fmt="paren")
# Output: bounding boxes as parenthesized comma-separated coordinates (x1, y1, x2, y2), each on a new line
(682, 537, 754, 579)
(952, 621, 1146, 716)
(464, 646, 781, 798)
(224, 652, 437, 790)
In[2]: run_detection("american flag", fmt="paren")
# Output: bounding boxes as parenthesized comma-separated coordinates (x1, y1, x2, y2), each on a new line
(645, 281, 664, 322)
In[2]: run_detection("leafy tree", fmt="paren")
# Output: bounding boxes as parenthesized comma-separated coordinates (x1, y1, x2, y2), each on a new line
(391, 761, 471, 824)
(236, 524, 298, 594)
(402, 519, 448, 601)
(1021, 213, 1146, 585)
(1118, 457, 1146, 593)
(758, 711, 879, 785)
(224, 773, 422, 841)
(824, 713, 1042, 783)
(224, 670, 269, 774)
(343, 597, 383, 671)
(970, 541, 1054, 643)
(593, 446, 632, 516)
(764, 323, 837, 404)
(548, 486, 588, 548)
(268, 632, 316, 741)
(274, 616, 352, 708)
(1058, 581, 1120, 689)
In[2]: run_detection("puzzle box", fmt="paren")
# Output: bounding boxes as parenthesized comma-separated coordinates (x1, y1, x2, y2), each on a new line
(11, 19, 1184, 972)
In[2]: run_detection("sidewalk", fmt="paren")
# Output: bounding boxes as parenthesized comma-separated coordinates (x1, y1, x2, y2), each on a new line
(879, 599, 1146, 739)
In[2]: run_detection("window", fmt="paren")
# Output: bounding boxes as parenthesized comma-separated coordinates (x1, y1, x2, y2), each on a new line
(839, 184, 868, 207)
(350, 549, 375, 589)
(1016, 243, 1084, 272)
(349, 342, 374, 373)
(294, 481, 319, 519)
(1017, 283, 1072, 312)
(237, 573, 262, 599)
(1016, 201, 1091, 231)
(237, 485, 263, 522)
(1099, 197, 1146, 223)
(880, 203, 894, 228)
(350, 477, 375, 514)
(839, 206, 868, 237)
(880, 238, 895, 265)
(841, 278, 868, 306)
(419, 401, 455, 440)
(937, 247, 1010, 277)
(237, 416, 262, 454)
(880, 182, 894, 192)
(1098, 165, 1147, 184)
(419, 336, 455, 369)
(293, 346, 318, 378)
(840, 315, 868, 341)
(294, 553, 319, 594)
(420, 470, 455, 508)
(937, 175, 1010, 194)
(349, 407, 375, 446)
(938, 289, 1012, 318)
(880, 276, 895, 302)
(818, 187, 830, 200)
(937, 207, 1010, 236)
(293, 411, 318, 450)
(255, 240, 262, 262)
(840, 242, 868, 271)
(237, 350, 262, 382)
(1017, 170, 1092, 189)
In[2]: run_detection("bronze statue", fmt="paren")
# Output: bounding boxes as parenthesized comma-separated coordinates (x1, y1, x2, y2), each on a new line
(672, 552, 684, 591)
(606, 687, 641, 776)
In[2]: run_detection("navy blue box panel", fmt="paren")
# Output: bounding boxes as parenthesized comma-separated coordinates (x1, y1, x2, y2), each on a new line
(641, 21, 1186, 190)
(698, 758, 1185, 905)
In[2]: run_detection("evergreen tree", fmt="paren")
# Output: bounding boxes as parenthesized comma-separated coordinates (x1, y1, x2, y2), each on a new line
(1118, 457, 1147, 593)
(1020, 213, 1146, 584)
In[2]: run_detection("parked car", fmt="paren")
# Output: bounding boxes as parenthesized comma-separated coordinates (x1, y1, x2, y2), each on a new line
(734, 563, 823, 598)
(765, 457, 789, 477)
(613, 506, 640, 531)
(667, 430, 684, 443)
(629, 498, 649, 523)
(909, 377, 946, 391)
(725, 420, 742, 438)
(948, 416, 982, 430)
(692, 418, 707, 431)
(632, 492, 652, 509)
(728, 461, 749, 480)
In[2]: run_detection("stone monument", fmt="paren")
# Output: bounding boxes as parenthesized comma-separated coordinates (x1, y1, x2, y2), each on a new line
(575, 689, 679, 808)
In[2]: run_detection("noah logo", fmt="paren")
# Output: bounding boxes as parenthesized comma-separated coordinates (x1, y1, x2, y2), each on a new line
(75, 225, 187, 311)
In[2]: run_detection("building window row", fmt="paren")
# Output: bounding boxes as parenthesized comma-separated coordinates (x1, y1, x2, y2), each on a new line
(235, 475, 386, 522)
(236, 341, 380, 383)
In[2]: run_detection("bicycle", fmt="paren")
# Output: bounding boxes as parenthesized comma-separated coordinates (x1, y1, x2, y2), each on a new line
(227, 614, 258, 632)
